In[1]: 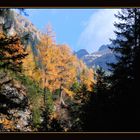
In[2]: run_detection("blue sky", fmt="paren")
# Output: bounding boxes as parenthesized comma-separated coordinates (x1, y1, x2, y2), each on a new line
(24, 9, 120, 53)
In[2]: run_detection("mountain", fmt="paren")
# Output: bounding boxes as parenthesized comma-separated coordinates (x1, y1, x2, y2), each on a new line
(74, 49, 89, 59)
(2, 10, 42, 57)
(2, 10, 45, 69)
(2, 10, 116, 72)
(75, 44, 117, 71)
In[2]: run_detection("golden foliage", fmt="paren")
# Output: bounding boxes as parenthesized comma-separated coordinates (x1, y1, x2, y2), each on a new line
(22, 45, 42, 83)
(37, 35, 78, 94)
(63, 87, 74, 97)
(0, 117, 15, 131)
(23, 24, 95, 97)
(76, 60, 94, 91)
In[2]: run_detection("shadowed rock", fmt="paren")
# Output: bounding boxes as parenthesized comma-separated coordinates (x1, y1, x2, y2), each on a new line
(0, 72, 32, 131)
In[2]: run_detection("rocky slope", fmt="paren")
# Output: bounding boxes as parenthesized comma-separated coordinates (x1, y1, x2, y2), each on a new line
(0, 9, 39, 132)
(0, 72, 32, 131)
(1, 9, 42, 56)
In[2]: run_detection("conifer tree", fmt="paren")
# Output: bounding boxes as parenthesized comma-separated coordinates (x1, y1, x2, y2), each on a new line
(84, 67, 110, 131)
(0, 32, 28, 72)
(108, 8, 140, 130)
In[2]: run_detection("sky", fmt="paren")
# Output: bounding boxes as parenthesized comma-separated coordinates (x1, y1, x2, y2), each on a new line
(24, 9, 120, 53)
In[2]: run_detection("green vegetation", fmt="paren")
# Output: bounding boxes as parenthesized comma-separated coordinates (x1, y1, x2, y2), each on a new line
(9, 70, 43, 129)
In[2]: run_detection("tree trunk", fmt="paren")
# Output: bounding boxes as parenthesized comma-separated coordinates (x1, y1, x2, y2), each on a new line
(59, 86, 66, 107)
(42, 70, 46, 106)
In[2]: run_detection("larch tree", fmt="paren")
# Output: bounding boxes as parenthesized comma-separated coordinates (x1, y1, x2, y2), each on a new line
(37, 24, 56, 105)
(22, 45, 42, 83)
(77, 60, 94, 91)
(38, 41, 78, 106)
(56, 44, 78, 106)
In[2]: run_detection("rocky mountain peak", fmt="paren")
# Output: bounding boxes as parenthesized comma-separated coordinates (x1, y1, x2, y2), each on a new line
(75, 43, 116, 71)
(74, 49, 89, 59)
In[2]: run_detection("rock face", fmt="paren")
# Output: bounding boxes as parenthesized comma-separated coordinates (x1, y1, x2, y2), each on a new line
(0, 72, 32, 131)
(0, 9, 42, 58)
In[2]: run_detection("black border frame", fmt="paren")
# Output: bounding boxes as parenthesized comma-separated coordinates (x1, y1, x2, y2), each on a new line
(0, 0, 140, 7)
(1, 0, 140, 139)
(1, 132, 140, 139)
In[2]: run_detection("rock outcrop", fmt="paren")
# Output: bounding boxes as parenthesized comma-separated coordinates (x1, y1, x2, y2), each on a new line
(0, 72, 32, 131)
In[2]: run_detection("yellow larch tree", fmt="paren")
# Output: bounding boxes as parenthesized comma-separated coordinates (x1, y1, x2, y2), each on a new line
(76, 60, 94, 91)
(38, 35, 79, 106)
(22, 45, 42, 83)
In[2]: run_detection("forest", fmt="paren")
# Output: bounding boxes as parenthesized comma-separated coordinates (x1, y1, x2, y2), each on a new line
(0, 8, 140, 132)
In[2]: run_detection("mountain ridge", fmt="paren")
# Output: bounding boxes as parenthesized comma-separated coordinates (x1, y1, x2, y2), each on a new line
(75, 44, 116, 71)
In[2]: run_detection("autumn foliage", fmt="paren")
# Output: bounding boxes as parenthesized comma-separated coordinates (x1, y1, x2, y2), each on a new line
(0, 22, 95, 132)
(22, 45, 42, 83)
(0, 32, 28, 72)
(37, 33, 94, 98)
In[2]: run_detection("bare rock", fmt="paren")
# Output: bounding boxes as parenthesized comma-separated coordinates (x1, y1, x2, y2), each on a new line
(0, 73, 32, 131)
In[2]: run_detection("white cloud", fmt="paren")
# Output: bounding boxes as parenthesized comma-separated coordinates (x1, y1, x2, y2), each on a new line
(77, 9, 121, 53)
